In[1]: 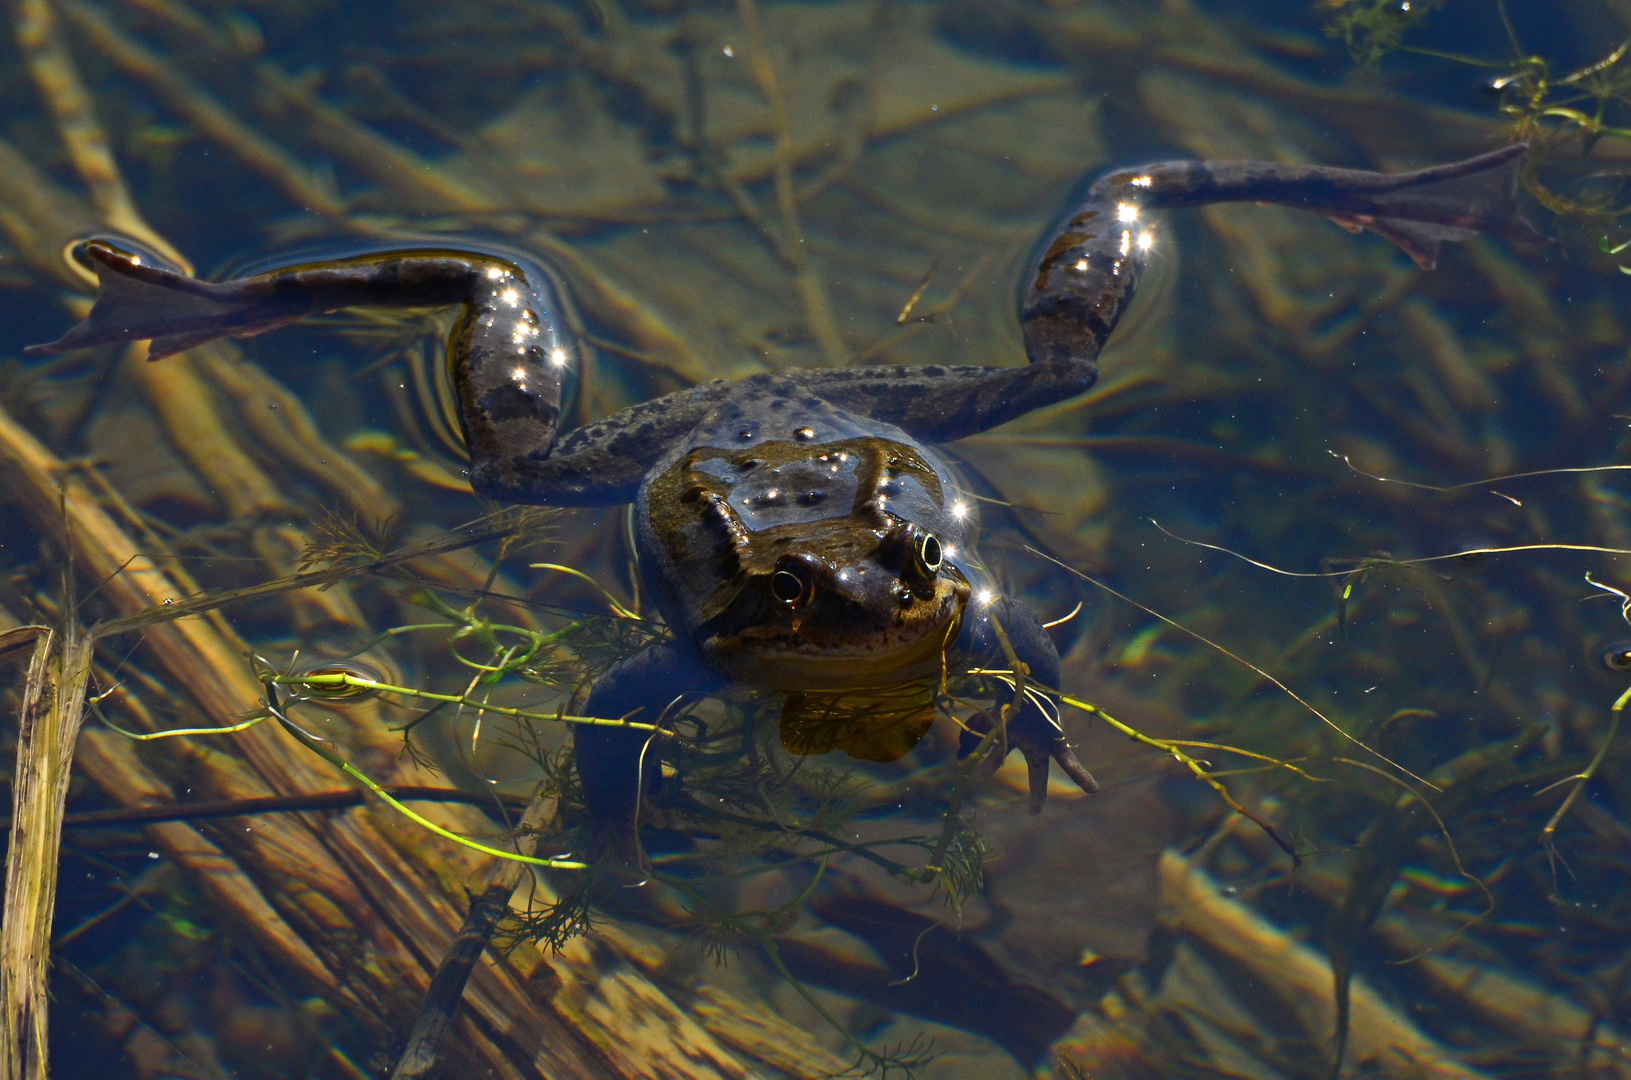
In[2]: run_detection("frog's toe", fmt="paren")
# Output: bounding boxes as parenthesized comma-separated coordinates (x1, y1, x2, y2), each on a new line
(957, 709, 1009, 776)
(583, 816, 644, 867)
(1014, 733, 1098, 814)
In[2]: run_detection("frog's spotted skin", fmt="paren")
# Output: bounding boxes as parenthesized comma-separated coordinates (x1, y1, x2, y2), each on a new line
(29, 144, 1544, 863)
(638, 381, 976, 690)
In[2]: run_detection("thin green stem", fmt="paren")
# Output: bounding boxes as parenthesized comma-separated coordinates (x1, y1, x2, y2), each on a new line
(274, 672, 662, 732)
(262, 683, 590, 871)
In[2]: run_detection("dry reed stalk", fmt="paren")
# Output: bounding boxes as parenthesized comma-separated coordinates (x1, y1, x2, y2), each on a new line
(252, 61, 502, 215)
(732, 0, 847, 366)
(391, 794, 558, 1079)
(1158, 849, 1492, 1080)
(58, 0, 349, 221)
(0, 623, 93, 1080)
(13, 0, 189, 271)
(71, 727, 345, 1002)
(0, 400, 781, 1078)
(0, 134, 97, 288)
(122, 343, 293, 520)
(187, 342, 402, 521)
(0, 404, 589, 1078)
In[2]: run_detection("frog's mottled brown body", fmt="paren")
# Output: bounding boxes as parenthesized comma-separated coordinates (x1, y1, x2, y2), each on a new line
(29, 144, 1543, 862)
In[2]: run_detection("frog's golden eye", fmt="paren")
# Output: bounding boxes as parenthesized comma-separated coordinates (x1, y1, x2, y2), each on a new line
(918, 532, 942, 572)
(772, 568, 809, 606)
(1603, 641, 1631, 673)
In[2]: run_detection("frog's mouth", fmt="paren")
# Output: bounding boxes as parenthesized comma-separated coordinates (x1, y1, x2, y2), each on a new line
(698, 570, 969, 691)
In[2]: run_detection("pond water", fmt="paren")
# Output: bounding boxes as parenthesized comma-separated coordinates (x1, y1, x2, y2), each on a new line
(0, 0, 1627, 1077)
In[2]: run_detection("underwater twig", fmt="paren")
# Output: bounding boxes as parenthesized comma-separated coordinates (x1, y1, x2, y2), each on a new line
(1060, 692, 1298, 862)
(392, 792, 560, 1080)
(1027, 544, 1440, 793)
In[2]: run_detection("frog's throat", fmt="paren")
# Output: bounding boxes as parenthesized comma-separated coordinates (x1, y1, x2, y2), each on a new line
(701, 594, 966, 693)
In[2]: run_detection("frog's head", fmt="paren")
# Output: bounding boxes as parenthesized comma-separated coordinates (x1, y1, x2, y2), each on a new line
(696, 515, 970, 690)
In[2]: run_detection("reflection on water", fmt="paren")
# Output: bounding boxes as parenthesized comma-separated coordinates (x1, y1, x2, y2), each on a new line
(0, 0, 1628, 1076)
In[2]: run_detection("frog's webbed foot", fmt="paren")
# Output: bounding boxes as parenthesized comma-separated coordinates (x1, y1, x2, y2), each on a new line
(1009, 712, 1098, 814)
(955, 593, 1098, 812)
(959, 703, 1098, 812)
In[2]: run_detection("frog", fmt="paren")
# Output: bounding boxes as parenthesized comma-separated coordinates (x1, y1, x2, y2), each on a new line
(28, 143, 1543, 861)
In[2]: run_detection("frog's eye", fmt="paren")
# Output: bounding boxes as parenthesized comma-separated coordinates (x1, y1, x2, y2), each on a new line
(918, 532, 943, 572)
(1603, 640, 1631, 673)
(771, 568, 809, 607)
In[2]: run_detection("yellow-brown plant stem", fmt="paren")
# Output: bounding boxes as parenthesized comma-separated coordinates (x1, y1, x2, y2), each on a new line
(0, 403, 600, 1079)
(732, 0, 848, 366)
(59, 0, 348, 221)
(13, 0, 189, 271)
(1158, 850, 1491, 1080)
(123, 341, 292, 520)
(0, 624, 92, 1080)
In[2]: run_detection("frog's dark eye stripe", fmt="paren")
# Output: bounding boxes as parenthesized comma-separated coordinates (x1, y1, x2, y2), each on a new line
(918, 533, 942, 572)
(772, 569, 807, 606)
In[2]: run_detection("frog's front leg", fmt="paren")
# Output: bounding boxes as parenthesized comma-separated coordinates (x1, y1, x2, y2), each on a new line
(573, 640, 728, 863)
(956, 593, 1096, 813)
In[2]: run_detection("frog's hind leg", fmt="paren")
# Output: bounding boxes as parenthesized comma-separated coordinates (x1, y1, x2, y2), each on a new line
(777, 145, 1544, 446)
